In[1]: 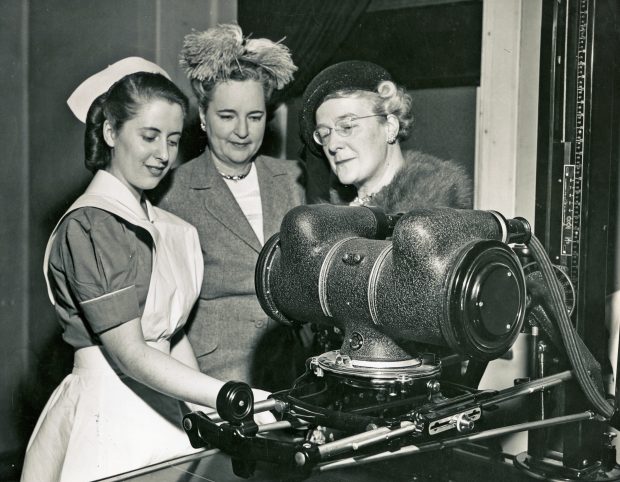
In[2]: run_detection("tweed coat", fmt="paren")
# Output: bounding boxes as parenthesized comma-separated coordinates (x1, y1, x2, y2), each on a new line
(156, 151, 306, 389)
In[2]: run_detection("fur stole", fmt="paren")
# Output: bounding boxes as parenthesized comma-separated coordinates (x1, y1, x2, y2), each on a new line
(330, 150, 473, 212)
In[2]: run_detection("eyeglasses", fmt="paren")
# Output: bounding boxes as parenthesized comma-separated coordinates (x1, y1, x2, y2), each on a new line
(312, 114, 386, 146)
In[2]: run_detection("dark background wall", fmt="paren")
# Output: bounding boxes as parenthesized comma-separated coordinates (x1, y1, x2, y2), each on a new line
(1, 1, 30, 473)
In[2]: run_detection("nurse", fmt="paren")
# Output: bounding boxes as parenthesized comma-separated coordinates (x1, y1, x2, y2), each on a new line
(21, 58, 271, 482)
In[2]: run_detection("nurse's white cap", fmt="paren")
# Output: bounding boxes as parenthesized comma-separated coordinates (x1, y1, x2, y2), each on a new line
(67, 56, 170, 123)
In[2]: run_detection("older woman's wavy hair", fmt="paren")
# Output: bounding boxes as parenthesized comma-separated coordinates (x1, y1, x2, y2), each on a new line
(323, 81, 414, 142)
(180, 24, 297, 109)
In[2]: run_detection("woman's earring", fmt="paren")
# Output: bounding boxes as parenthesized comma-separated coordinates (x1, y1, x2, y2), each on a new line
(200, 122, 206, 131)
(387, 134, 396, 144)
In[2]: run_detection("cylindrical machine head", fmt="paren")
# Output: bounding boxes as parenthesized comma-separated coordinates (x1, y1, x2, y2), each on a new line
(256, 205, 528, 362)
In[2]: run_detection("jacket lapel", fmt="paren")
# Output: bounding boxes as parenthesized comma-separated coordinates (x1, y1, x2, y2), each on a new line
(191, 152, 262, 252)
(256, 156, 289, 239)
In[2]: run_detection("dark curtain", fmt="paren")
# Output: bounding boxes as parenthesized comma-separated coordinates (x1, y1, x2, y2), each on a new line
(238, 0, 371, 102)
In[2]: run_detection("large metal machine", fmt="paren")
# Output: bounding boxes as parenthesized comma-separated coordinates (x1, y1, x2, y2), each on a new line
(182, 204, 618, 480)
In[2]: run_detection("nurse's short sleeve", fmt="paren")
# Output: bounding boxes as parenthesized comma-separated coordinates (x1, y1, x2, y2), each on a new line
(58, 212, 142, 333)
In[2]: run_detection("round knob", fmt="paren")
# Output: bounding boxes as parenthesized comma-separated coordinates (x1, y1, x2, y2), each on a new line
(216, 381, 254, 423)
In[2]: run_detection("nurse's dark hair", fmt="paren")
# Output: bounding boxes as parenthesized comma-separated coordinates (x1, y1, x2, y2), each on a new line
(84, 72, 189, 173)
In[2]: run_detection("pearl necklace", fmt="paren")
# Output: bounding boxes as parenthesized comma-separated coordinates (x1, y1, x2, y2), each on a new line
(218, 165, 252, 181)
(351, 193, 376, 206)
(352, 159, 395, 206)
(219, 171, 250, 181)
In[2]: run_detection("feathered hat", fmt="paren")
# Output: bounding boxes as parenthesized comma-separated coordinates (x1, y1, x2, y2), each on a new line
(180, 24, 296, 93)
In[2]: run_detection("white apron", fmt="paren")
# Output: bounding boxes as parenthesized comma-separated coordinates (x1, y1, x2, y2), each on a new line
(21, 171, 204, 482)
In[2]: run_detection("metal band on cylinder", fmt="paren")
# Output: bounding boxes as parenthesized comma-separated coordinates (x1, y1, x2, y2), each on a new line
(318, 237, 357, 317)
(488, 210, 508, 243)
(367, 244, 393, 325)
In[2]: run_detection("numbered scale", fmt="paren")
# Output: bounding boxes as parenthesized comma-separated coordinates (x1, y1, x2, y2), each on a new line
(559, 0, 589, 309)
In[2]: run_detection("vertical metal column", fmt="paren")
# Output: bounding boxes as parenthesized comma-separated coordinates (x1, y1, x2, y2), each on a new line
(535, 0, 620, 472)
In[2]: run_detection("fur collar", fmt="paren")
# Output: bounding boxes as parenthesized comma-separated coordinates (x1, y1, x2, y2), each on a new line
(330, 150, 472, 212)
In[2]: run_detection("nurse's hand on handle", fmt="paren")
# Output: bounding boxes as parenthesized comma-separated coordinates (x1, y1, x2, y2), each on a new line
(183, 387, 276, 425)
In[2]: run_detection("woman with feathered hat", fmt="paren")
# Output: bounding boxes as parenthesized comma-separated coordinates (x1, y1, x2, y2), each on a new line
(157, 25, 308, 390)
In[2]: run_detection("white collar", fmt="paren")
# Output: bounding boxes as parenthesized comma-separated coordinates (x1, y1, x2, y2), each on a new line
(84, 170, 155, 222)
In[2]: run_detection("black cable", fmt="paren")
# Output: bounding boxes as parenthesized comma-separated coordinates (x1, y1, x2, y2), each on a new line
(528, 235, 613, 418)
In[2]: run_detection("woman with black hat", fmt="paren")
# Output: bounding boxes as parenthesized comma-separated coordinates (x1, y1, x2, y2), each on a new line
(299, 60, 472, 211)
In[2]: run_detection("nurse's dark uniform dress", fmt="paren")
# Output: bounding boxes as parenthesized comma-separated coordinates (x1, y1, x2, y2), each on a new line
(21, 170, 204, 482)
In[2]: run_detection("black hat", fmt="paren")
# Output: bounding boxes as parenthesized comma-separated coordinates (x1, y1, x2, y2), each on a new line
(299, 60, 393, 157)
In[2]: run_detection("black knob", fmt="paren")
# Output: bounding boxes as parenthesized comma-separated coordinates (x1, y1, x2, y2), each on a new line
(216, 381, 254, 424)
